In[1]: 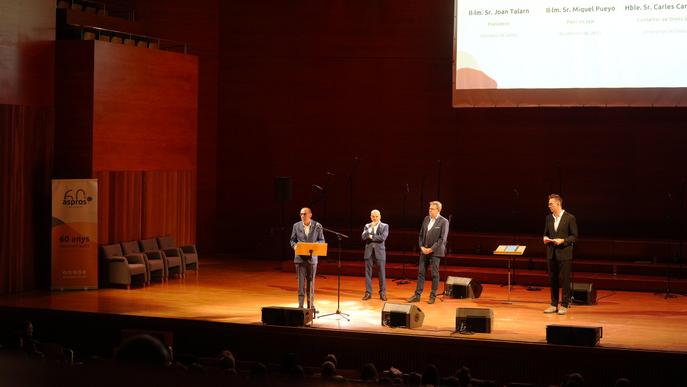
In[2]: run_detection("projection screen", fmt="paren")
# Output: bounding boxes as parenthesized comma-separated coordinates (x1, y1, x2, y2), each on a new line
(452, 0, 687, 107)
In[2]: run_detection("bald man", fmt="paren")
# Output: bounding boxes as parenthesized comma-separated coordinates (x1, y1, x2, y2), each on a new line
(361, 209, 389, 301)
(290, 207, 325, 309)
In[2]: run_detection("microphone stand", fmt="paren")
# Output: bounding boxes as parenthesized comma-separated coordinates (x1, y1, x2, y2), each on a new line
(318, 227, 350, 321)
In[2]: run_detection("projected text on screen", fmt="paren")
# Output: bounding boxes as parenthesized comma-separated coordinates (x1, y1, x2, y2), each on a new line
(455, 0, 687, 90)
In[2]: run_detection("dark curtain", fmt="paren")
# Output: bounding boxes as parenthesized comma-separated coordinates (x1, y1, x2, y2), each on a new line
(0, 105, 54, 294)
(95, 170, 196, 246)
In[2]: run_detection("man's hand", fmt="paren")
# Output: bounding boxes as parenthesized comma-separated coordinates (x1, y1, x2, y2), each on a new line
(553, 238, 565, 245)
(420, 247, 432, 255)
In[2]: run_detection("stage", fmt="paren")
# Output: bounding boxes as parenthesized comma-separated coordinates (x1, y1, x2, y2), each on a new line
(2, 257, 687, 353)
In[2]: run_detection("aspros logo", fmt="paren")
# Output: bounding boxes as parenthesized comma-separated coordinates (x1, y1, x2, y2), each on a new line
(63, 189, 93, 207)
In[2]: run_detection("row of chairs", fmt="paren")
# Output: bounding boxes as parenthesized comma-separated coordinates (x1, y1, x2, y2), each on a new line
(101, 236, 199, 288)
(82, 31, 158, 49)
(58, 0, 107, 16)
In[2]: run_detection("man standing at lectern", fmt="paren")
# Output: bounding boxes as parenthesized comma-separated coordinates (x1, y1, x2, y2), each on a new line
(543, 194, 578, 315)
(361, 209, 389, 301)
(407, 201, 449, 304)
(290, 207, 325, 309)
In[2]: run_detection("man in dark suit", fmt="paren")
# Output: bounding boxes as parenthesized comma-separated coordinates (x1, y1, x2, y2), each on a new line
(290, 207, 325, 309)
(543, 194, 578, 315)
(407, 201, 449, 304)
(361, 209, 389, 301)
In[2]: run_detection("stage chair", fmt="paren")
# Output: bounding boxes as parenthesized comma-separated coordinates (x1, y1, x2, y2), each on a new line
(157, 235, 199, 273)
(139, 238, 184, 279)
(136, 40, 148, 48)
(111, 36, 123, 44)
(100, 244, 147, 288)
(98, 34, 110, 42)
(123, 38, 135, 46)
(121, 240, 166, 282)
(83, 31, 96, 40)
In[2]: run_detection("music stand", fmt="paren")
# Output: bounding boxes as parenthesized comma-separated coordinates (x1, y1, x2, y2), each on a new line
(296, 242, 328, 318)
(494, 245, 526, 304)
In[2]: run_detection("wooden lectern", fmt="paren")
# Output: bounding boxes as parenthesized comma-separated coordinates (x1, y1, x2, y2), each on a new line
(295, 242, 328, 258)
(295, 242, 327, 317)
(494, 245, 526, 303)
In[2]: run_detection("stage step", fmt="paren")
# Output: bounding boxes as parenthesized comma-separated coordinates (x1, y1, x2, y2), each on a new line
(319, 248, 687, 278)
(322, 229, 682, 263)
(280, 259, 687, 294)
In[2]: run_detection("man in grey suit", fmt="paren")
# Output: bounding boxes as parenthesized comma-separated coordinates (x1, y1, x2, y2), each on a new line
(543, 194, 578, 315)
(407, 201, 449, 304)
(290, 207, 325, 309)
(361, 209, 389, 301)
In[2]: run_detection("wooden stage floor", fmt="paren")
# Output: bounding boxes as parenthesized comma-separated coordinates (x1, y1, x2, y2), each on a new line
(3, 257, 687, 353)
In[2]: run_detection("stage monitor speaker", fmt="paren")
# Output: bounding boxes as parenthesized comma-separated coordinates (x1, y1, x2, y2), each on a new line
(546, 324, 602, 347)
(262, 306, 312, 327)
(456, 307, 493, 333)
(381, 302, 424, 329)
(274, 176, 292, 203)
(571, 282, 597, 305)
(444, 276, 483, 299)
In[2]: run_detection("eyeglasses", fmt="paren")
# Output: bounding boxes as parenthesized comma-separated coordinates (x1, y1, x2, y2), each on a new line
(300, 213, 307, 216)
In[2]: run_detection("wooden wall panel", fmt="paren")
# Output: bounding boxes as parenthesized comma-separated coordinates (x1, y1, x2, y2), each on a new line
(91, 40, 198, 171)
(0, 0, 54, 106)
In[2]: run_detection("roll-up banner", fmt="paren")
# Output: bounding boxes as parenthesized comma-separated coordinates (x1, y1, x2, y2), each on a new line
(51, 179, 98, 290)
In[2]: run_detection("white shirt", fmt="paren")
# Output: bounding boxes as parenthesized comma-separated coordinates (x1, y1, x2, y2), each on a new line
(303, 222, 311, 237)
(368, 223, 379, 238)
(427, 217, 437, 231)
(553, 210, 565, 232)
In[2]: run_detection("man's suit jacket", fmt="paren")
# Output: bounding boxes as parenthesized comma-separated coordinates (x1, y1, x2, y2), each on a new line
(361, 222, 389, 260)
(419, 215, 449, 257)
(290, 220, 325, 264)
(543, 211, 578, 261)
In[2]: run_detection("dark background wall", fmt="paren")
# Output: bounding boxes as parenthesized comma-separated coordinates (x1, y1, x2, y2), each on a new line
(217, 0, 687, 257)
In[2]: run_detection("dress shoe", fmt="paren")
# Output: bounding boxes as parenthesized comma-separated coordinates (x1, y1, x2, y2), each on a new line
(380, 294, 387, 301)
(427, 296, 436, 304)
(557, 306, 568, 315)
(406, 295, 420, 302)
(544, 305, 557, 313)
(362, 292, 371, 301)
